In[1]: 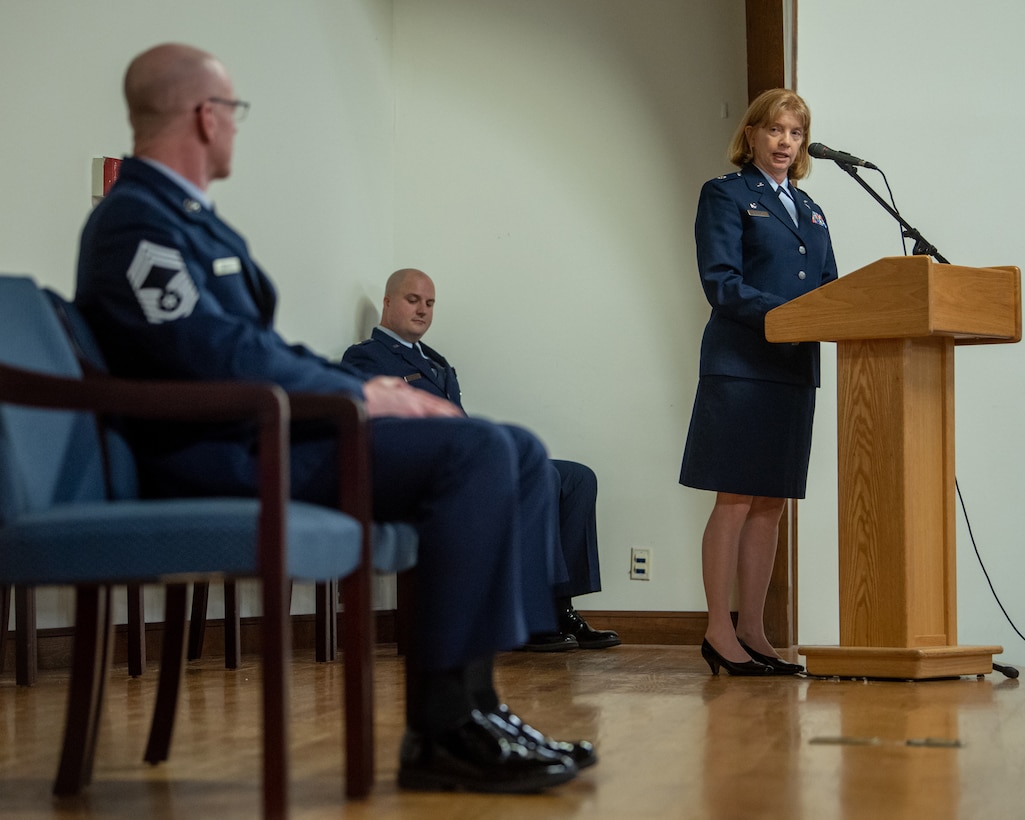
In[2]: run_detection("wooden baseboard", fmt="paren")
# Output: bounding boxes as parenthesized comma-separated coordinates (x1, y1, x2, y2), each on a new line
(574, 610, 709, 645)
(1, 610, 711, 674)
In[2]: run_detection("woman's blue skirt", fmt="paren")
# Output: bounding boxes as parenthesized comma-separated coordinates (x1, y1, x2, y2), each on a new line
(679, 375, 816, 499)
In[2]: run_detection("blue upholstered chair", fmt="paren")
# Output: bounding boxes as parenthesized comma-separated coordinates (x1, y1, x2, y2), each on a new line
(0, 274, 380, 813)
(43, 286, 263, 676)
(40, 286, 418, 667)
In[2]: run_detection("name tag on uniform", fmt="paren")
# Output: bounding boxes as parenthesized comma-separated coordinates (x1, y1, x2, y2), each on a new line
(404, 373, 422, 383)
(212, 256, 242, 276)
(746, 209, 770, 218)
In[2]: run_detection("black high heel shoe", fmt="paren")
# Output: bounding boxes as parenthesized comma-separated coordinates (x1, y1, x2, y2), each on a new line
(737, 639, 805, 675)
(701, 639, 773, 676)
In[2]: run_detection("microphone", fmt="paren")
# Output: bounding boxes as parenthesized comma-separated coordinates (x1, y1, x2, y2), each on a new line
(808, 142, 878, 170)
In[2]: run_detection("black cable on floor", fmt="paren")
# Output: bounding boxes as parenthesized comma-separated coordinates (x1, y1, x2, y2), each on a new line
(956, 478, 1022, 679)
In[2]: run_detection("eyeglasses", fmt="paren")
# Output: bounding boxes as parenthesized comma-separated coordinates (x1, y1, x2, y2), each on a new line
(196, 97, 251, 123)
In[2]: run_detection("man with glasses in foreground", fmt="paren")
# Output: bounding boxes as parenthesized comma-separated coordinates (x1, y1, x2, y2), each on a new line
(74, 42, 595, 794)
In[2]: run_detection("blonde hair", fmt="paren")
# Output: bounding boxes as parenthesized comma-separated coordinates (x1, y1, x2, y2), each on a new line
(727, 88, 812, 182)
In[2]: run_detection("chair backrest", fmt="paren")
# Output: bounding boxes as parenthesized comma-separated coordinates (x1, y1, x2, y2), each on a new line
(43, 287, 140, 500)
(0, 275, 109, 522)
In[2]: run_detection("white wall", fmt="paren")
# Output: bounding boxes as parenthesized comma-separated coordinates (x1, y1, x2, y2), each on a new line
(384, 0, 747, 614)
(798, 0, 1025, 665)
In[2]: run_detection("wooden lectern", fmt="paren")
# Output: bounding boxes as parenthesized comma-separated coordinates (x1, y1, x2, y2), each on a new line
(765, 256, 1021, 679)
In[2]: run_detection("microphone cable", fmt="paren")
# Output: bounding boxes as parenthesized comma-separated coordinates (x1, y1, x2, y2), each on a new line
(956, 478, 1022, 678)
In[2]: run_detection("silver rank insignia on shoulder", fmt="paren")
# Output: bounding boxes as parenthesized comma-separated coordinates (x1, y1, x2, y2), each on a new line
(756, 181, 765, 187)
(127, 240, 199, 324)
(183, 198, 202, 213)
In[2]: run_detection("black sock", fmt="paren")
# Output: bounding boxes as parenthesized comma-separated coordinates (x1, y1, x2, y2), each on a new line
(405, 664, 474, 736)
(466, 656, 499, 712)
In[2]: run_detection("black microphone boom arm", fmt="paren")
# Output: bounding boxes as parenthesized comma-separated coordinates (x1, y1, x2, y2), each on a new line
(834, 162, 948, 264)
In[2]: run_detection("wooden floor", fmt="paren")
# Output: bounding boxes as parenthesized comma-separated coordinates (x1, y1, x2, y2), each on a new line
(1, 644, 1021, 819)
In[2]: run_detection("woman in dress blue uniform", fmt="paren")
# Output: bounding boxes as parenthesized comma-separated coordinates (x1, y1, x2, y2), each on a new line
(680, 88, 837, 676)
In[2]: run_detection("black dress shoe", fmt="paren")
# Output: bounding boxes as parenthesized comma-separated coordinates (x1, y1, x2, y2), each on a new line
(398, 709, 578, 793)
(485, 704, 598, 769)
(520, 631, 579, 652)
(558, 606, 621, 649)
(738, 639, 805, 675)
(700, 639, 773, 676)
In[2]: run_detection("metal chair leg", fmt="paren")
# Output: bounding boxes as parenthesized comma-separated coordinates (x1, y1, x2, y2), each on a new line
(144, 583, 189, 764)
(187, 581, 242, 669)
(186, 581, 209, 661)
(224, 581, 241, 670)
(341, 567, 374, 798)
(126, 584, 146, 677)
(260, 562, 291, 817)
(54, 585, 113, 795)
(15, 586, 37, 686)
(315, 580, 338, 663)
(0, 584, 10, 674)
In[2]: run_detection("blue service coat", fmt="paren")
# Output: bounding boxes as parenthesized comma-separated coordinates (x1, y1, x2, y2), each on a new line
(74, 157, 559, 668)
(694, 164, 838, 387)
(344, 328, 463, 405)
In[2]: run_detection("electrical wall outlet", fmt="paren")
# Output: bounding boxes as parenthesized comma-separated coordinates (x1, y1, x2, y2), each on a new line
(630, 547, 651, 580)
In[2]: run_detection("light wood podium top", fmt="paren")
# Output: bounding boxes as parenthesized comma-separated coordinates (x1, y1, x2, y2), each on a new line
(765, 255, 1021, 345)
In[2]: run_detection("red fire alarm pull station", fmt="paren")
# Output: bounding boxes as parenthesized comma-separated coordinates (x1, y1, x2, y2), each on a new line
(91, 156, 122, 205)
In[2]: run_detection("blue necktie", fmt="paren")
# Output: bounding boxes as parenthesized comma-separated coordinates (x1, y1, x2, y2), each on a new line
(778, 185, 798, 226)
(414, 343, 438, 377)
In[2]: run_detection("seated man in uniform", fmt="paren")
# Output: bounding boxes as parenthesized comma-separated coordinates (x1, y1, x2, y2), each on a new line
(343, 268, 620, 652)
(74, 42, 596, 794)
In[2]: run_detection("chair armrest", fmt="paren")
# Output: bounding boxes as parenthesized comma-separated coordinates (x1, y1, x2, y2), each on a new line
(0, 361, 286, 424)
(0, 364, 376, 578)
(0, 362, 290, 582)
